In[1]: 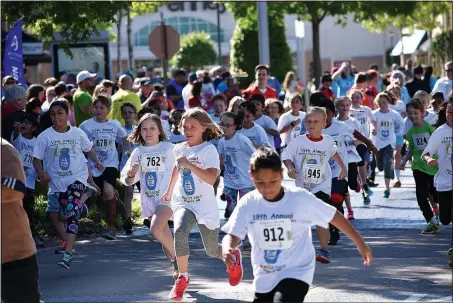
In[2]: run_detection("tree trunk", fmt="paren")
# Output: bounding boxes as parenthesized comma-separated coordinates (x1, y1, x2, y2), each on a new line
(427, 30, 433, 66)
(311, 13, 321, 88)
(117, 11, 122, 74)
(127, 6, 133, 71)
(400, 28, 405, 67)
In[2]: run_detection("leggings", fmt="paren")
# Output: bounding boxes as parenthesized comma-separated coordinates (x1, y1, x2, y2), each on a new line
(253, 278, 310, 303)
(347, 162, 359, 190)
(58, 181, 86, 234)
(173, 208, 222, 259)
(23, 188, 36, 236)
(438, 190, 453, 246)
(413, 170, 438, 223)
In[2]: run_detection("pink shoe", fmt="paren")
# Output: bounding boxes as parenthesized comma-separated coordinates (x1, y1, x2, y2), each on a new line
(347, 210, 355, 220)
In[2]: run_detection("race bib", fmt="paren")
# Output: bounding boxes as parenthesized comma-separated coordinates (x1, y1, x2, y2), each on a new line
(303, 164, 325, 185)
(141, 153, 165, 172)
(21, 152, 34, 168)
(256, 219, 293, 250)
(292, 126, 301, 139)
(412, 133, 429, 150)
(94, 136, 114, 151)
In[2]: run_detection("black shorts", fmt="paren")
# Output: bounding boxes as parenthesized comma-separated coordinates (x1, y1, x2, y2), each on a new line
(356, 144, 370, 167)
(254, 278, 309, 303)
(93, 167, 119, 194)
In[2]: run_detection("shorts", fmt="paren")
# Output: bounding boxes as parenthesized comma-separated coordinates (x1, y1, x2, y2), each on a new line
(253, 278, 309, 303)
(396, 135, 404, 147)
(224, 186, 255, 214)
(141, 198, 172, 219)
(377, 145, 394, 179)
(93, 167, 119, 194)
(47, 192, 60, 213)
(356, 144, 370, 167)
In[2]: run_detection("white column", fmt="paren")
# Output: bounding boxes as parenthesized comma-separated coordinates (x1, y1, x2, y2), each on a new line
(257, 2, 270, 65)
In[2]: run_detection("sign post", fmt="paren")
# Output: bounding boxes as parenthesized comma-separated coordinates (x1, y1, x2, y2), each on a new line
(3, 18, 24, 86)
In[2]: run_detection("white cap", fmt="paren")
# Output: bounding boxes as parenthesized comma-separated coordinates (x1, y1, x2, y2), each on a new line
(76, 70, 97, 83)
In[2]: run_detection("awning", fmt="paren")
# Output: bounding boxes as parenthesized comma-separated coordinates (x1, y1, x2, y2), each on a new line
(390, 30, 427, 56)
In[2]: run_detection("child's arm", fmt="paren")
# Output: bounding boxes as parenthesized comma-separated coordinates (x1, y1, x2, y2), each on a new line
(279, 119, 300, 134)
(423, 153, 438, 168)
(400, 150, 412, 171)
(330, 211, 373, 266)
(162, 166, 179, 202)
(283, 159, 297, 179)
(263, 127, 279, 138)
(12, 122, 20, 141)
(353, 130, 378, 154)
(331, 152, 347, 180)
(222, 234, 242, 266)
(33, 158, 51, 184)
(86, 148, 104, 171)
(177, 156, 218, 185)
(122, 137, 132, 156)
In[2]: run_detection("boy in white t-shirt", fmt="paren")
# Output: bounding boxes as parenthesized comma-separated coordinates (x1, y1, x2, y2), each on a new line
(277, 93, 306, 147)
(250, 94, 279, 149)
(238, 102, 271, 148)
(222, 147, 372, 302)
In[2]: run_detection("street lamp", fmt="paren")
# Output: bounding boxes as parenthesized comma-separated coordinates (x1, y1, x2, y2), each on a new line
(257, 2, 270, 65)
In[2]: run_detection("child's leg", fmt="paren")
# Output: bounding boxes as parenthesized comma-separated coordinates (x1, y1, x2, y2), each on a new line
(224, 186, 239, 218)
(124, 185, 134, 220)
(197, 223, 222, 259)
(438, 191, 453, 226)
(348, 162, 359, 191)
(150, 205, 175, 261)
(314, 192, 331, 249)
(60, 181, 85, 253)
(103, 181, 116, 230)
(344, 190, 353, 213)
(426, 175, 439, 214)
(173, 208, 198, 274)
(23, 188, 36, 236)
(413, 170, 435, 223)
(47, 192, 66, 241)
(394, 142, 403, 185)
(383, 145, 395, 191)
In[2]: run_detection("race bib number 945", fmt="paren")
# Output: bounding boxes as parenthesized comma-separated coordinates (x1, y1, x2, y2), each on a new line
(256, 219, 293, 250)
(303, 164, 325, 185)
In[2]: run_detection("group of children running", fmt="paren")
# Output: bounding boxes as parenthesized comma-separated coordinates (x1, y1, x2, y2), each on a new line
(11, 82, 452, 301)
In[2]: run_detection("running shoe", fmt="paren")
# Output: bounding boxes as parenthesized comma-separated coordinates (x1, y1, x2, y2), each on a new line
(102, 228, 116, 240)
(55, 241, 66, 254)
(433, 208, 440, 223)
(363, 184, 373, 196)
(393, 181, 402, 188)
(220, 192, 226, 201)
(169, 275, 190, 301)
(363, 196, 371, 205)
(123, 217, 133, 235)
(383, 189, 390, 198)
(367, 179, 379, 187)
(316, 248, 331, 264)
(171, 261, 179, 280)
(34, 236, 44, 248)
(448, 248, 453, 268)
(347, 210, 355, 220)
(143, 218, 151, 228)
(57, 252, 72, 269)
(422, 222, 440, 234)
(224, 207, 232, 219)
(227, 248, 243, 286)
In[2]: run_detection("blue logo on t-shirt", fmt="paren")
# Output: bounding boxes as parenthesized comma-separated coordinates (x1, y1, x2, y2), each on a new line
(59, 148, 70, 171)
(382, 130, 389, 138)
(145, 172, 157, 190)
(225, 154, 236, 175)
(182, 168, 195, 195)
(264, 250, 282, 264)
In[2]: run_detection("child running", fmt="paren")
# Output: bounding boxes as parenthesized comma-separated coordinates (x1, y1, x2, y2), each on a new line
(120, 113, 178, 278)
(162, 108, 236, 301)
(371, 92, 404, 198)
(277, 93, 306, 148)
(422, 97, 453, 268)
(222, 147, 373, 302)
(168, 109, 186, 144)
(400, 99, 440, 234)
(79, 94, 132, 240)
(119, 102, 138, 234)
(218, 111, 256, 219)
(238, 102, 271, 148)
(33, 100, 103, 269)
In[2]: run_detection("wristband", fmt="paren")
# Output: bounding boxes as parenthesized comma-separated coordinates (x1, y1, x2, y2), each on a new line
(127, 170, 136, 178)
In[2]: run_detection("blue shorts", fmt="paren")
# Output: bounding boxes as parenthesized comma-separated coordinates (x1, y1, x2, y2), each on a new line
(47, 192, 60, 213)
(396, 135, 404, 147)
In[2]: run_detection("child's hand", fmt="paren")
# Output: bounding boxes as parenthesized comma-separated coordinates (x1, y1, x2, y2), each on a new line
(94, 161, 104, 171)
(13, 121, 21, 131)
(293, 119, 301, 126)
(371, 129, 377, 136)
(399, 162, 406, 171)
(427, 158, 438, 168)
(87, 178, 101, 195)
(39, 170, 51, 184)
(222, 247, 237, 267)
(338, 166, 347, 180)
(367, 143, 378, 155)
(288, 168, 298, 179)
(130, 162, 140, 175)
(357, 243, 373, 267)
(162, 191, 172, 203)
(177, 156, 191, 167)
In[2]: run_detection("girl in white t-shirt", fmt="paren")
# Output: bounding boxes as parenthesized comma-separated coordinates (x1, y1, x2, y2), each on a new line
(168, 109, 187, 144)
(277, 93, 306, 148)
(218, 111, 256, 218)
(162, 108, 235, 301)
(79, 95, 132, 240)
(422, 99, 453, 267)
(33, 100, 103, 269)
(120, 113, 178, 279)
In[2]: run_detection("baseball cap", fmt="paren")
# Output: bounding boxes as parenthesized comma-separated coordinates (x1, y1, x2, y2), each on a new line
(76, 70, 97, 83)
(2, 75, 16, 86)
(189, 72, 197, 82)
(140, 77, 152, 86)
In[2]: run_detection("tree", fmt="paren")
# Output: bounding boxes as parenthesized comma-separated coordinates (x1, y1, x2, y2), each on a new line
(1, 1, 130, 55)
(226, 2, 292, 86)
(431, 31, 453, 64)
(170, 32, 217, 71)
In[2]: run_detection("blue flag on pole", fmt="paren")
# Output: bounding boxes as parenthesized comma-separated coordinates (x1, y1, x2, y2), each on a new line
(3, 18, 24, 86)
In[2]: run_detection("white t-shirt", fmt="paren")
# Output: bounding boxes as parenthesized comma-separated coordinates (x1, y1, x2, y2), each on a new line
(161, 119, 172, 140)
(404, 111, 437, 135)
(281, 134, 336, 195)
(221, 186, 337, 293)
(254, 115, 278, 149)
(33, 126, 92, 193)
(432, 76, 452, 100)
(12, 134, 37, 189)
(119, 124, 138, 171)
(277, 111, 306, 146)
(389, 101, 406, 116)
(371, 109, 405, 150)
(218, 133, 256, 189)
(210, 114, 221, 124)
(350, 106, 375, 139)
(323, 119, 354, 177)
(79, 118, 127, 177)
(340, 117, 362, 164)
(238, 123, 271, 148)
(182, 83, 192, 109)
(120, 142, 175, 217)
(422, 123, 453, 192)
(172, 141, 220, 230)
(169, 131, 186, 144)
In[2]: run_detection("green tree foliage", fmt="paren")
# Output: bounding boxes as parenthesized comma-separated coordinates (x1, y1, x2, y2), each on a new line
(227, 2, 292, 86)
(431, 31, 453, 64)
(170, 32, 217, 70)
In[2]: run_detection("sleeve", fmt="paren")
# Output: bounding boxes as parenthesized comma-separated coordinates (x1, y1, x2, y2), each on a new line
(394, 112, 405, 136)
(116, 122, 128, 140)
(406, 130, 415, 154)
(203, 145, 220, 172)
(79, 130, 94, 152)
(304, 191, 337, 228)
(281, 140, 295, 161)
(1, 142, 26, 195)
(166, 85, 178, 96)
(422, 129, 440, 157)
(277, 113, 288, 132)
(120, 148, 140, 185)
(265, 116, 278, 131)
(221, 198, 248, 239)
(77, 93, 91, 109)
(258, 126, 271, 147)
(366, 107, 376, 122)
(79, 121, 88, 136)
(241, 135, 256, 156)
(32, 134, 47, 160)
(327, 137, 338, 158)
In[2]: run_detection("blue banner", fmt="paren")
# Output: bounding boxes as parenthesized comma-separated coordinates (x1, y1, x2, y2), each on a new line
(3, 18, 24, 86)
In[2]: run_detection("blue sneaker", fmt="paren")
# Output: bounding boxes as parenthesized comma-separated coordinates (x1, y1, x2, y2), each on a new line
(316, 248, 331, 264)
(383, 189, 390, 198)
(57, 252, 72, 269)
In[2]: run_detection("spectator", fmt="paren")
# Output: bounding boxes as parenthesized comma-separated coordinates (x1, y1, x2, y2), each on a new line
(222, 75, 241, 105)
(404, 59, 414, 80)
(137, 78, 152, 103)
(332, 61, 355, 97)
(166, 69, 186, 109)
(100, 79, 115, 96)
(432, 61, 453, 100)
(26, 97, 42, 116)
(243, 64, 277, 100)
(390, 71, 411, 103)
(182, 72, 198, 109)
(369, 64, 384, 92)
(423, 66, 437, 91)
(26, 84, 45, 102)
(366, 70, 380, 106)
(41, 86, 56, 112)
(405, 66, 431, 98)
(73, 70, 96, 126)
(254, 67, 281, 93)
(216, 72, 232, 94)
(283, 71, 302, 101)
(188, 81, 205, 109)
(346, 73, 372, 108)
(210, 65, 228, 90)
(2, 140, 41, 303)
(43, 77, 58, 88)
(66, 73, 77, 86)
(2, 85, 27, 141)
(109, 74, 142, 125)
(2, 75, 16, 89)
(317, 74, 335, 102)
(93, 84, 109, 97)
(201, 71, 216, 110)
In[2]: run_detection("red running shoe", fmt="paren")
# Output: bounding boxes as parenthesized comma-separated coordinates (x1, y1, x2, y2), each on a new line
(169, 275, 189, 301)
(227, 248, 243, 286)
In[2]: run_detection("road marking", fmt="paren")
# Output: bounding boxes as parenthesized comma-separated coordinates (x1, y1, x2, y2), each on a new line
(403, 294, 428, 302)
(426, 296, 452, 302)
